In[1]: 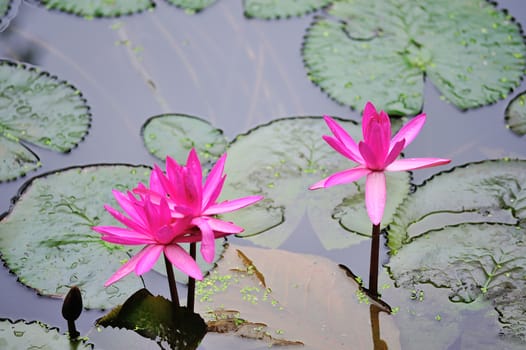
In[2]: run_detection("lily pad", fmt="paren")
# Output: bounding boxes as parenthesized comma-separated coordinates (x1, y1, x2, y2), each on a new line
(388, 223, 526, 343)
(505, 91, 526, 136)
(0, 60, 91, 181)
(0, 164, 152, 309)
(165, 0, 216, 14)
(38, 0, 155, 18)
(97, 289, 207, 350)
(141, 113, 227, 169)
(196, 244, 401, 349)
(387, 159, 526, 252)
(244, 0, 331, 19)
(302, 0, 526, 115)
(0, 319, 93, 349)
(220, 117, 410, 249)
(0, 0, 20, 32)
(0, 137, 40, 182)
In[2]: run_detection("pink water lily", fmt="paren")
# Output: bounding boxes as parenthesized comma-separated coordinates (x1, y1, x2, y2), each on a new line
(137, 149, 263, 263)
(92, 190, 203, 286)
(310, 101, 450, 225)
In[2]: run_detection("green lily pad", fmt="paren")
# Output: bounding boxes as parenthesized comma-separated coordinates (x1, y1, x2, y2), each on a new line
(303, 0, 526, 115)
(0, 319, 93, 349)
(387, 159, 526, 252)
(0, 0, 19, 31)
(97, 289, 207, 349)
(0, 137, 40, 182)
(141, 113, 227, 169)
(196, 244, 401, 349)
(388, 223, 526, 343)
(244, 0, 331, 19)
(220, 117, 410, 249)
(0, 164, 152, 309)
(0, 60, 91, 182)
(505, 91, 526, 136)
(38, 0, 155, 18)
(165, 0, 216, 14)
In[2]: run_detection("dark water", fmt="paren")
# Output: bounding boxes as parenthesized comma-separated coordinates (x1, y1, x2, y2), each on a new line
(0, 0, 525, 349)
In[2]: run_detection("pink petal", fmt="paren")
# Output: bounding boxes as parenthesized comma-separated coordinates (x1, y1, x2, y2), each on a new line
(383, 139, 405, 167)
(104, 246, 151, 286)
(362, 101, 378, 136)
(206, 217, 244, 234)
(203, 195, 263, 215)
(323, 116, 364, 163)
(192, 217, 215, 263)
(134, 244, 164, 276)
(94, 226, 155, 245)
(164, 245, 203, 280)
(390, 113, 426, 151)
(359, 142, 382, 170)
(112, 190, 146, 226)
(365, 171, 386, 225)
(385, 158, 451, 172)
(363, 119, 389, 165)
(103, 204, 147, 236)
(203, 154, 227, 208)
(309, 166, 371, 189)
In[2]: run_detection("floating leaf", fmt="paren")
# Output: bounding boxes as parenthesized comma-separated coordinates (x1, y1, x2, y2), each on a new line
(97, 289, 207, 350)
(141, 114, 227, 170)
(244, 0, 331, 19)
(505, 91, 526, 136)
(387, 159, 526, 252)
(165, 0, 216, 14)
(220, 117, 410, 249)
(38, 0, 155, 18)
(0, 164, 152, 309)
(0, 60, 91, 181)
(196, 244, 401, 349)
(0, 319, 93, 349)
(388, 223, 526, 344)
(0, 137, 40, 182)
(303, 0, 526, 115)
(0, 0, 20, 31)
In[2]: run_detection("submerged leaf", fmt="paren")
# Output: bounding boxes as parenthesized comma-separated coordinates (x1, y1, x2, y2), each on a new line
(0, 164, 152, 309)
(303, 0, 526, 115)
(0, 319, 93, 349)
(388, 159, 526, 252)
(244, 0, 331, 19)
(141, 114, 227, 169)
(196, 244, 401, 349)
(37, 0, 155, 18)
(505, 91, 526, 136)
(220, 117, 410, 249)
(165, 0, 216, 14)
(388, 223, 526, 343)
(97, 289, 207, 350)
(0, 60, 91, 181)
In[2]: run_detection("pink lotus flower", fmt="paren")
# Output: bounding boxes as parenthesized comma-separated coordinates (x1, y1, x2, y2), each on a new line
(138, 149, 263, 263)
(92, 190, 203, 286)
(310, 102, 450, 225)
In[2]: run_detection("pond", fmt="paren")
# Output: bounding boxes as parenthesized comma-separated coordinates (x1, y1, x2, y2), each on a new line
(0, 0, 525, 349)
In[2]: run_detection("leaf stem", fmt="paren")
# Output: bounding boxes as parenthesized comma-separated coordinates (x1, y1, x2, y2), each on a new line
(369, 223, 381, 297)
(187, 242, 196, 312)
(164, 253, 180, 308)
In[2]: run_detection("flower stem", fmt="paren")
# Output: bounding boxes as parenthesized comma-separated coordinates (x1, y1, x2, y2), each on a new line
(187, 242, 196, 313)
(164, 253, 180, 308)
(369, 223, 381, 297)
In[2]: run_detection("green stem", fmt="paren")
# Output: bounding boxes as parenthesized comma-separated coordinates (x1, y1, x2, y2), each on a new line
(187, 242, 196, 312)
(164, 254, 180, 308)
(369, 223, 381, 297)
